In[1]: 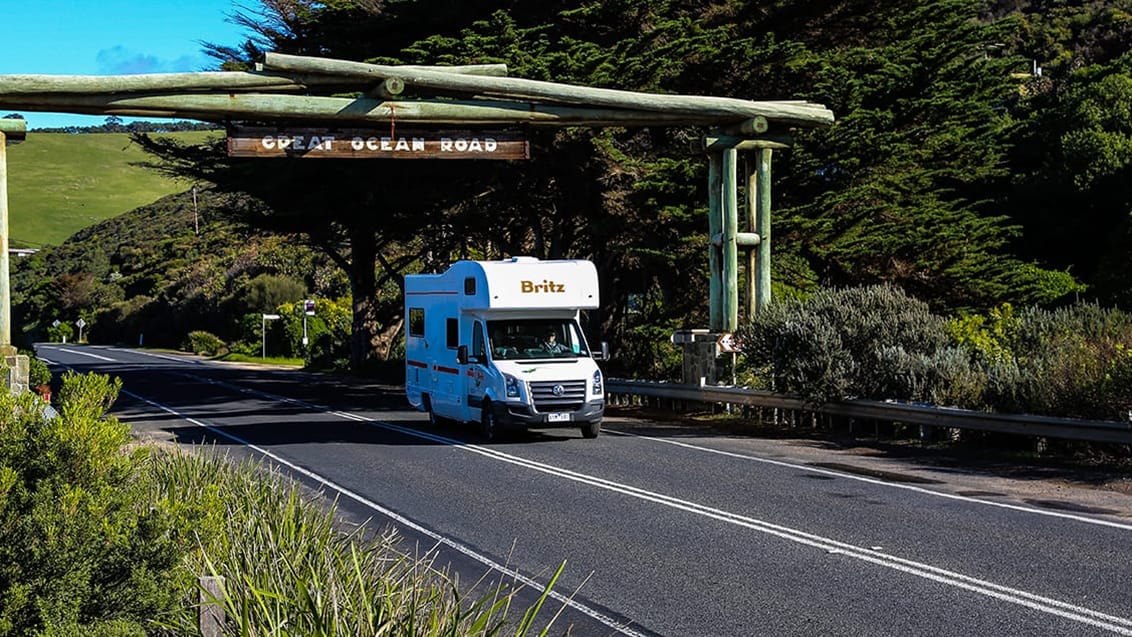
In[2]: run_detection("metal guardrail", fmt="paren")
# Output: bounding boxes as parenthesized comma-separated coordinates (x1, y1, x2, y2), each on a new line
(605, 379, 1132, 445)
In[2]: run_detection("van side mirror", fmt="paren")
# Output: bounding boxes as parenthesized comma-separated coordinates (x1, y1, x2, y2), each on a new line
(599, 341, 610, 361)
(457, 345, 469, 365)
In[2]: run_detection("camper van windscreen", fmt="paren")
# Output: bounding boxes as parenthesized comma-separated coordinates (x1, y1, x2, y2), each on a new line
(487, 319, 590, 361)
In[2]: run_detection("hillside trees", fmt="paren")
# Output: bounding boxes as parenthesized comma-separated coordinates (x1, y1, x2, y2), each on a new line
(1001, 1, 1132, 308)
(394, 8, 719, 368)
(755, 0, 1079, 308)
(1009, 53, 1132, 307)
(12, 190, 345, 349)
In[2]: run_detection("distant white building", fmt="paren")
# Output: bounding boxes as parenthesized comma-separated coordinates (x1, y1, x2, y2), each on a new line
(9, 248, 37, 258)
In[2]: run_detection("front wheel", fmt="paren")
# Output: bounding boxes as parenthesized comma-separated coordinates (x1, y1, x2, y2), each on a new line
(581, 420, 601, 439)
(480, 400, 497, 442)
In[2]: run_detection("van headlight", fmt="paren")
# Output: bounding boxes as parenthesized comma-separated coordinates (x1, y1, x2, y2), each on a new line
(592, 369, 603, 394)
(505, 374, 521, 398)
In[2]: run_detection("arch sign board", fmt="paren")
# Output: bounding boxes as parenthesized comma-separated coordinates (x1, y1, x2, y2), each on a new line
(227, 126, 529, 160)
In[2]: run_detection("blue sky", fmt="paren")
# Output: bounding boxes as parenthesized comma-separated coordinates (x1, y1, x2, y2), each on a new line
(0, 0, 253, 129)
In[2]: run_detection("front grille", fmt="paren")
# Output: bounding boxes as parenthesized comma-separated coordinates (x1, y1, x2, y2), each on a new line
(529, 380, 586, 412)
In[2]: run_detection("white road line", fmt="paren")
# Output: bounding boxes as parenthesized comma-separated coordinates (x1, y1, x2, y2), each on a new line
(50, 347, 117, 362)
(165, 374, 1132, 634)
(121, 349, 204, 364)
(607, 430, 1132, 531)
(120, 388, 647, 637)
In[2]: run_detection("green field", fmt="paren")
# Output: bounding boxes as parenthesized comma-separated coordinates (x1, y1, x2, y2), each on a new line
(6, 131, 221, 248)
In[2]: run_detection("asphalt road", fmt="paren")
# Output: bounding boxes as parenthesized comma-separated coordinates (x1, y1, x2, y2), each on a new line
(37, 344, 1132, 636)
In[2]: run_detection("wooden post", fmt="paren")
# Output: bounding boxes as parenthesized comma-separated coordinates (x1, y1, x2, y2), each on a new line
(746, 158, 757, 320)
(755, 148, 773, 310)
(199, 576, 225, 637)
(707, 152, 722, 332)
(0, 121, 27, 393)
(0, 130, 11, 355)
(722, 146, 739, 332)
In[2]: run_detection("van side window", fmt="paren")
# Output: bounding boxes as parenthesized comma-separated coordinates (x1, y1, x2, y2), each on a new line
(464, 277, 476, 295)
(408, 308, 424, 337)
(446, 318, 458, 349)
(472, 321, 486, 359)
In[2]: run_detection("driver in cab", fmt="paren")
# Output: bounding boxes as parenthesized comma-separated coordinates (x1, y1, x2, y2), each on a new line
(542, 331, 568, 353)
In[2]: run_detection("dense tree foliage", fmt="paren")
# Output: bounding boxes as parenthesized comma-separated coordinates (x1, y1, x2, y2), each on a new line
(989, 1, 1132, 299)
(21, 0, 1131, 375)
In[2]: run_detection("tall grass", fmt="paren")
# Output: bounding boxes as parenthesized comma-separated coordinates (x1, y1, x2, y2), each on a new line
(148, 451, 569, 636)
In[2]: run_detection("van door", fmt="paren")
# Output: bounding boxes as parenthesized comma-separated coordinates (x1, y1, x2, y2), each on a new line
(432, 316, 463, 419)
(467, 320, 490, 422)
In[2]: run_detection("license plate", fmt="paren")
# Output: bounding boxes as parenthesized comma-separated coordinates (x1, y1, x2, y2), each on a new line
(547, 412, 572, 422)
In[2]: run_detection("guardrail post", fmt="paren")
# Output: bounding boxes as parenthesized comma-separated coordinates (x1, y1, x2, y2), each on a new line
(199, 575, 225, 637)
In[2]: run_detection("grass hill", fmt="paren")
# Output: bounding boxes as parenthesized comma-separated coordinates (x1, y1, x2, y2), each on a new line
(6, 131, 221, 248)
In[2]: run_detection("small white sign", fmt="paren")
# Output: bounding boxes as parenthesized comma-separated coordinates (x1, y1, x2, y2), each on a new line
(75, 318, 87, 328)
(717, 332, 740, 353)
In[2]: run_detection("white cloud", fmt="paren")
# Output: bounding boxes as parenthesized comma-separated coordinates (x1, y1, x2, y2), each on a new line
(95, 46, 209, 74)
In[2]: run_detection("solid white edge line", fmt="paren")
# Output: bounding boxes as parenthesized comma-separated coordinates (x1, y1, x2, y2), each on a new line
(119, 388, 648, 637)
(606, 430, 1132, 532)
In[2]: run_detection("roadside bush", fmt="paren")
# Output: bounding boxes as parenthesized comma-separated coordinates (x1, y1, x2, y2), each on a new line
(238, 273, 306, 314)
(184, 330, 226, 356)
(277, 297, 352, 364)
(45, 321, 73, 344)
(26, 354, 51, 389)
(741, 289, 1132, 421)
(0, 372, 188, 635)
(996, 303, 1132, 420)
(948, 303, 1019, 366)
(872, 345, 988, 408)
(737, 285, 966, 404)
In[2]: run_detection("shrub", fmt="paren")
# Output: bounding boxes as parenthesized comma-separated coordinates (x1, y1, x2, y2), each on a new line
(240, 274, 306, 314)
(609, 322, 683, 380)
(948, 303, 1019, 366)
(996, 303, 1132, 420)
(737, 285, 961, 404)
(26, 354, 51, 388)
(0, 372, 188, 635)
(184, 330, 226, 356)
(45, 321, 74, 344)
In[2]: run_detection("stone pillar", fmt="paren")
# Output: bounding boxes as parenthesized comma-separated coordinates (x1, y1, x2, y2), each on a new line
(681, 334, 720, 386)
(4, 353, 28, 395)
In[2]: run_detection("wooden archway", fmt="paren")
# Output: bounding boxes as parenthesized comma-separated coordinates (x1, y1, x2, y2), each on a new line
(0, 53, 833, 364)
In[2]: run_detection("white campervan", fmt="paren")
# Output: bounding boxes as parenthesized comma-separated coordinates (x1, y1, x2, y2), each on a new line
(404, 257, 606, 440)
